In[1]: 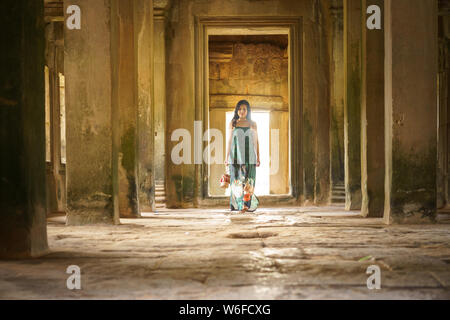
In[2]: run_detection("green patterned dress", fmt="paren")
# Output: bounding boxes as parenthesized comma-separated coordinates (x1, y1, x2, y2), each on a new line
(228, 126, 259, 211)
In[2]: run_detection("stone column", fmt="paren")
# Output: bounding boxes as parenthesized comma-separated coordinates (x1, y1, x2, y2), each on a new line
(384, 0, 438, 223)
(134, 0, 155, 213)
(330, 2, 345, 188)
(154, 5, 166, 188)
(270, 111, 290, 194)
(0, 0, 48, 257)
(44, 22, 61, 214)
(303, 102, 316, 204)
(165, 0, 195, 208)
(361, 0, 385, 217)
(304, 1, 331, 205)
(445, 16, 450, 206)
(437, 12, 450, 208)
(65, 0, 119, 225)
(344, 0, 362, 210)
(111, 0, 141, 218)
(314, 0, 332, 205)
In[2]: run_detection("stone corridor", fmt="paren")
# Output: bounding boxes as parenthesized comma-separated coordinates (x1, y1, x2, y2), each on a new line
(1, 207, 449, 300)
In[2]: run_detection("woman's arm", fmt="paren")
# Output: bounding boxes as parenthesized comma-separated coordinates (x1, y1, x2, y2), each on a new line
(225, 121, 233, 165)
(252, 121, 260, 167)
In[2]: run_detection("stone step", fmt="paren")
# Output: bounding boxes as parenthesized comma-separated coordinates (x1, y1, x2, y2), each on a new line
(155, 196, 166, 202)
(331, 197, 345, 203)
(332, 191, 345, 196)
(155, 191, 166, 197)
(155, 204, 166, 208)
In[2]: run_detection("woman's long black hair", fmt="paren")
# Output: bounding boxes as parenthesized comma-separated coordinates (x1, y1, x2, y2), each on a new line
(232, 99, 251, 128)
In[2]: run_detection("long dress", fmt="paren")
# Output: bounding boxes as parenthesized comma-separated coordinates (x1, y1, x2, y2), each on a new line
(228, 126, 259, 211)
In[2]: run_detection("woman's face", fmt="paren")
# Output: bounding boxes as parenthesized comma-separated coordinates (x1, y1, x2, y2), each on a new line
(237, 104, 248, 119)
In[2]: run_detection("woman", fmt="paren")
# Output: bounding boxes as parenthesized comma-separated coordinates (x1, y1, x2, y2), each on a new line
(225, 100, 260, 213)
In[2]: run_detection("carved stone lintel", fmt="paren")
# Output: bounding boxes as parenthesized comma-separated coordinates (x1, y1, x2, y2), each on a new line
(209, 94, 286, 111)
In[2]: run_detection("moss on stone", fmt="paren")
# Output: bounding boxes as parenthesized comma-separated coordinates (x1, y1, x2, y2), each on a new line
(391, 138, 437, 219)
(172, 174, 194, 203)
(120, 126, 136, 173)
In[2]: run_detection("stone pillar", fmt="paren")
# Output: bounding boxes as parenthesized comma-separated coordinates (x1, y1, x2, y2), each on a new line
(165, 0, 195, 208)
(270, 111, 290, 194)
(330, 2, 345, 187)
(344, 0, 362, 210)
(303, 102, 316, 204)
(304, 1, 331, 205)
(65, 0, 119, 225)
(0, 0, 48, 257)
(111, 0, 141, 218)
(445, 14, 450, 207)
(384, 0, 438, 223)
(44, 22, 63, 214)
(314, 0, 332, 205)
(437, 12, 450, 208)
(361, 0, 385, 217)
(135, 0, 155, 213)
(154, 6, 166, 188)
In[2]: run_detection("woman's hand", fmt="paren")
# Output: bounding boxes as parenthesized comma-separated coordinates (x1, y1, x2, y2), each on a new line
(256, 158, 260, 167)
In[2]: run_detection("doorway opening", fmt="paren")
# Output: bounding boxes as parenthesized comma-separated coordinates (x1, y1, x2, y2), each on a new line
(207, 34, 291, 198)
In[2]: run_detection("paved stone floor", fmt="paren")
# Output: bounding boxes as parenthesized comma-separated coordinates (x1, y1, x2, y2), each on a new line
(0, 206, 449, 299)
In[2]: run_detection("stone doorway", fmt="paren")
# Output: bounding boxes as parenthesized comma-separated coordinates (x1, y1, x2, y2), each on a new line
(208, 34, 290, 198)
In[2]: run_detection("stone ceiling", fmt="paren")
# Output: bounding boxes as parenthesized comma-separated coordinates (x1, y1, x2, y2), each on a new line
(209, 35, 288, 48)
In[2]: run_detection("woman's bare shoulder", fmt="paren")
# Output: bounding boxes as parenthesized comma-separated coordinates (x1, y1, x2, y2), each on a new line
(250, 120, 257, 129)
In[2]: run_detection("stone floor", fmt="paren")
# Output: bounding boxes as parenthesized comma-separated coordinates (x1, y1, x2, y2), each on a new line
(0, 206, 449, 299)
